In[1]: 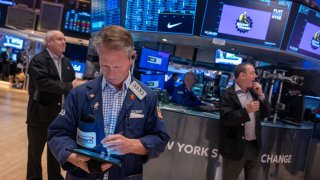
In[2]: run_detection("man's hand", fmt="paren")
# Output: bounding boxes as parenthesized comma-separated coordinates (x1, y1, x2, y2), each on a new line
(101, 134, 147, 155)
(101, 163, 112, 172)
(246, 100, 260, 113)
(252, 82, 264, 97)
(67, 153, 90, 173)
(72, 79, 86, 88)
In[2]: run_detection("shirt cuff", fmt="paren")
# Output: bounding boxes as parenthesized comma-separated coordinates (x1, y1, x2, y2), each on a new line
(258, 95, 265, 101)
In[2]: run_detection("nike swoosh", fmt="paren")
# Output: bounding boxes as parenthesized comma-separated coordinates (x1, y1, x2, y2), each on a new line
(167, 22, 182, 29)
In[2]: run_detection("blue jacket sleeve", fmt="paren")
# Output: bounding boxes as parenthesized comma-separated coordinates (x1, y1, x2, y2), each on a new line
(47, 89, 80, 171)
(139, 91, 170, 160)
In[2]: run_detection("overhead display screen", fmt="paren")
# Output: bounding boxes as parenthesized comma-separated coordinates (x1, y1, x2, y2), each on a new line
(286, 4, 320, 60)
(3, 35, 24, 49)
(125, 0, 198, 35)
(215, 49, 243, 66)
(64, 9, 90, 34)
(201, 0, 292, 49)
(139, 47, 170, 73)
(91, 0, 120, 32)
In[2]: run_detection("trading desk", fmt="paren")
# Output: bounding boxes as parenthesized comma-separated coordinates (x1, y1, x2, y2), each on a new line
(144, 104, 313, 180)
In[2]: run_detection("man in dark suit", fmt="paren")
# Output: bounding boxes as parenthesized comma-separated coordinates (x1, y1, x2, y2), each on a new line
(219, 63, 271, 180)
(1, 46, 12, 81)
(26, 30, 84, 180)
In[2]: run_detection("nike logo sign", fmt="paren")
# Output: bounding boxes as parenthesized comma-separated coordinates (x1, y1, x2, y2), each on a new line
(167, 22, 182, 29)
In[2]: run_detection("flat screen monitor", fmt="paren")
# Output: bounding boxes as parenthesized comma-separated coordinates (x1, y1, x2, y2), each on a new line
(279, 94, 304, 123)
(84, 60, 100, 80)
(304, 95, 320, 119)
(91, 0, 120, 32)
(219, 74, 230, 88)
(11, 53, 17, 62)
(286, 4, 320, 60)
(64, 43, 88, 62)
(3, 35, 24, 49)
(201, 0, 292, 49)
(63, 9, 90, 34)
(139, 47, 170, 73)
(125, 0, 198, 35)
(215, 49, 243, 66)
(70, 61, 86, 79)
(140, 74, 165, 90)
(0, 1, 15, 6)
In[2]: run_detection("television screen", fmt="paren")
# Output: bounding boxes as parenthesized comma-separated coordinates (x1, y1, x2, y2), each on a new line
(64, 43, 88, 62)
(10, 53, 17, 62)
(139, 47, 170, 73)
(279, 94, 304, 124)
(219, 74, 230, 88)
(304, 95, 320, 119)
(70, 61, 86, 79)
(63, 9, 90, 34)
(215, 49, 243, 66)
(3, 35, 24, 49)
(125, 0, 198, 35)
(201, 0, 292, 49)
(91, 0, 120, 32)
(140, 74, 165, 90)
(286, 4, 320, 60)
(84, 60, 100, 80)
(0, 1, 15, 6)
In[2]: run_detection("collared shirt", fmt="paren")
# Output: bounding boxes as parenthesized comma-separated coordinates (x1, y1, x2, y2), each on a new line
(47, 48, 64, 79)
(235, 83, 256, 140)
(102, 74, 131, 136)
(102, 74, 131, 180)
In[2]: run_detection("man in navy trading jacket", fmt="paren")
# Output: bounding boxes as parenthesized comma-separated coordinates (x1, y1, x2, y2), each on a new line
(48, 25, 170, 180)
(171, 72, 201, 107)
(171, 72, 215, 111)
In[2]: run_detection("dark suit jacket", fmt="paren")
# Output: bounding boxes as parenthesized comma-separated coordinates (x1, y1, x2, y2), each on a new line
(1, 51, 10, 63)
(219, 85, 271, 160)
(26, 50, 75, 127)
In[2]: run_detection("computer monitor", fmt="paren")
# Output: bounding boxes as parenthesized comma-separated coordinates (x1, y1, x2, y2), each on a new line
(286, 4, 320, 61)
(64, 43, 88, 62)
(140, 74, 165, 90)
(139, 47, 170, 73)
(70, 61, 86, 79)
(215, 49, 243, 66)
(201, 0, 292, 49)
(278, 94, 304, 124)
(11, 53, 17, 63)
(219, 74, 230, 88)
(3, 35, 24, 49)
(304, 95, 320, 119)
(84, 60, 100, 80)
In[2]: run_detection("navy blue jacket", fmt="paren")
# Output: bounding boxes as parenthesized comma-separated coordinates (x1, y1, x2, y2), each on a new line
(48, 75, 170, 180)
(171, 83, 202, 107)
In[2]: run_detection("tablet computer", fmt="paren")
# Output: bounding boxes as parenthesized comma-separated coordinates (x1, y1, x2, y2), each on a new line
(66, 148, 122, 167)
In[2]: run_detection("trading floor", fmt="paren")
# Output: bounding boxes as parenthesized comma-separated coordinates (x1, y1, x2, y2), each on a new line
(0, 84, 66, 179)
